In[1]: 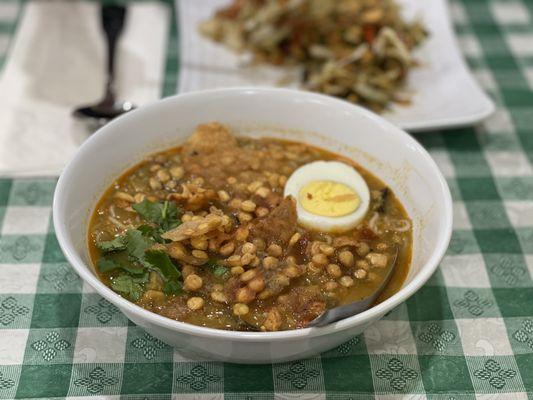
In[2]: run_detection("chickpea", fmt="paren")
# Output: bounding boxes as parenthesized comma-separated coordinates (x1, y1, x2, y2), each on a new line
(289, 232, 301, 247)
(241, 242, 257, 254)
(247, 181, 263, 193)
(240, 269, 257, 282)
(233, 303, 250, 316)
(115, 192, 135, 202)
(255, 187, 270, 198)
(229, 198, 242, 209)
(220, 242, 235, 257)
(227, 176, 237, 185)
(184, 274, 203, 291)
(156, 169, 170, 183)
(241, 200, 257, 212)
(356, 260, 370, 270)
(262, 308, 282, 331)
(312, 253, 329, 267)
(192, 250, 208, 260)
(263, 256, 279, 269)
(278, 175, 287, 186)
(134, 193, 145, 203)
(307, 262, 323, 274)
(212, 283, 224, 292)
(356, 242, 370, 257)
(248, 277, 266, 292)
(236, 287, 255, 303)
(187, 297, 204, 311)
(255, 207, 269, 218)
(240, 253, 255, 266)
(319, 244, 335, 256)
(283, 265, 301, 278)
(339, 276, 355, 287)
(252, 238, 266, 251)
(354, 269, 368, 279)
(267, 244, 283, 258)
(227, 255, 242, 267)
(230, 266, 245, 275)
(190, 237, 208, 250)
(367, 253, 388, 268)
(235, 226, 250, 241)
(326, 263, 342, 278)
(339, 250, 355, 267)
(217, 190, 230, 202)
(181, 264, 195, 278)
(211, 291, 228, 303)
(149, 178, 162, 190)
(238, 212, 253, 223)
(325, 281, 339, 291)
(169, 166, 184, 180)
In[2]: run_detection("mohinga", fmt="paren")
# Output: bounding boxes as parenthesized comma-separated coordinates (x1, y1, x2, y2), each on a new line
(89, 123, 412, 331)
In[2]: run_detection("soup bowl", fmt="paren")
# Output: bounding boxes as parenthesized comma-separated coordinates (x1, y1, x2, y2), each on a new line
(53, 87, 452, 363)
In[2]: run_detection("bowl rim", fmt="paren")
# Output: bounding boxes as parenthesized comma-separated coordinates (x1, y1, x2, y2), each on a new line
(53, 87, 453, 342)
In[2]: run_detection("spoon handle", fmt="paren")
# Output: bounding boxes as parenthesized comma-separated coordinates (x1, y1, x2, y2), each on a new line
(101, 5, 127, 90)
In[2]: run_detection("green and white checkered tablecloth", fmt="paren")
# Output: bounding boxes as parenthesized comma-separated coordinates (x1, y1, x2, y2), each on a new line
(1, 0, 533, 398)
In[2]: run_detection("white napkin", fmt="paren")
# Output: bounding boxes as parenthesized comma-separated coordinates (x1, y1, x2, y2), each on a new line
(0, 1, 170, 176)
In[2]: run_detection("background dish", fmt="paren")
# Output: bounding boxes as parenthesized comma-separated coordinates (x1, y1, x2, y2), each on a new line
(53, 87, 453, 363)
(177, 0, 494, 131)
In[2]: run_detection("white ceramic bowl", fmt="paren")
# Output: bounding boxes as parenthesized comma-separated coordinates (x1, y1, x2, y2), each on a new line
(53, 87, 452, 364)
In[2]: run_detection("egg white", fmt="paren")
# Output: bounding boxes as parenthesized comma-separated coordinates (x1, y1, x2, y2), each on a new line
(284, 160, 370, 233)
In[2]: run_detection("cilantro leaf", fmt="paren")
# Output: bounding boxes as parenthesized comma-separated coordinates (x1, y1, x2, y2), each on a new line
(97, 257, 119, 273)
(132, 199, 181, 232)
(163, 280, 183, 295)
(96, 235, 126, 252)
(206, 259, 229, 278)
(137, 224, 164, 243)
(125, 229, 154, 264)
(145, 250, 181, 281)
(111, 273, 147, 301)
(97, 256, 146, 275)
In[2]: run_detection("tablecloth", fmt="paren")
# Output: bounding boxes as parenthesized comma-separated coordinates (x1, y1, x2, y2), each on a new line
(0, 0, 532, 398)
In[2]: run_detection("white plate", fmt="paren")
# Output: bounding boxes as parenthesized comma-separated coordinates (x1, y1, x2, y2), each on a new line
(176, 0, 494, 132)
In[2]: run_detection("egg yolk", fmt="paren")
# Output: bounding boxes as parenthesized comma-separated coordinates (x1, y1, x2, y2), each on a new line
(299, 180, 360, 217)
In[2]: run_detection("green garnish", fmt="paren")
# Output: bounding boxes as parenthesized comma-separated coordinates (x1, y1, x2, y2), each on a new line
(96, 200, 185, 300)
(111, 272, 149, 301)
(132, 199, 182, 231)
(145, 250, 181, 282)
(125, 229, 154, 265)
(95, 235, 127, 252)
(206, 259, 229, 278)
(97, 256, 145, 275)
(163, 280, 183, 295)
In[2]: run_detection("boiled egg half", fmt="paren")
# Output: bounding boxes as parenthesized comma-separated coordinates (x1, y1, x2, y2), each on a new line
(284, 161, 370, 233)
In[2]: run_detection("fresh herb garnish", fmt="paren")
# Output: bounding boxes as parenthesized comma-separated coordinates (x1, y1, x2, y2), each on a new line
(132, 199, 182, 231)
(137, 224, 164, 243)
(97, 256, 146, 275)
(125, 229, 154, 265)
(96, 199, 184, 300)
(95, 235, 127, 252)
(206, 259, 229, 278)
(163, 280, 183, 295)
(111, 272, 149, 301)
(145, 250, 181, 281)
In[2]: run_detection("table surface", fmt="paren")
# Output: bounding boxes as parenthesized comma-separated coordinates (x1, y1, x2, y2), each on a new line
(1, 0, 533, 398)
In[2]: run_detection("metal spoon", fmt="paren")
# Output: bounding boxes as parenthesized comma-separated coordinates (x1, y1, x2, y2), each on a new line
(73, 5, 134, 123)
(307, 246, 399, 328)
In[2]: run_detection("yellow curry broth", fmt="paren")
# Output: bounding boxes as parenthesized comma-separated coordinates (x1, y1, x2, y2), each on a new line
(88, 123, 412, 331)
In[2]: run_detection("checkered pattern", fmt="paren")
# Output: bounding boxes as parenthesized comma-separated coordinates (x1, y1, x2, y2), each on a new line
(0, 0, 532, 398)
